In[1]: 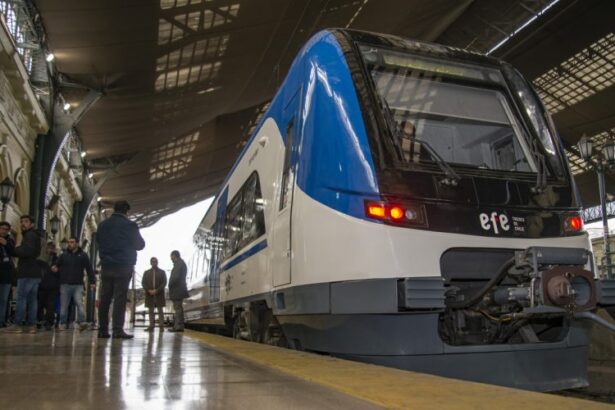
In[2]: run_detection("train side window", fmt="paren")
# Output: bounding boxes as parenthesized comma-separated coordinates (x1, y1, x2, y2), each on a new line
(223, 172, 266, 261)
(241, 173, 265, 245)
(279, 119, 294, 210)
(252, 175, 266, 237)
(223, 192, 243, 259)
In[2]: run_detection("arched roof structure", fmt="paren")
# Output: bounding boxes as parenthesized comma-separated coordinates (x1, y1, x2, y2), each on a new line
(32, 0, 615, 225)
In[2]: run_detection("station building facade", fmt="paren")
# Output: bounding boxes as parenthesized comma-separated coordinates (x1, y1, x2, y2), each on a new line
(0, 8, 98, 260)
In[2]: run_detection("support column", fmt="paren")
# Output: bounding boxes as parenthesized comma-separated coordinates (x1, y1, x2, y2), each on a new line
(598, 168, 613, 279)
(72, 154, 133, 239)
(29, 89, 102, 232)
(86, 232, 98, 323)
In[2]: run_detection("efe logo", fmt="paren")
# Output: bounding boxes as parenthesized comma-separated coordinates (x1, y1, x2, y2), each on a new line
(479, 212, 510, 234)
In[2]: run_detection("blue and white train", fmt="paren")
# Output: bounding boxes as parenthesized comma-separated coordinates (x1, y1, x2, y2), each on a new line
(185, 29, 615, 391)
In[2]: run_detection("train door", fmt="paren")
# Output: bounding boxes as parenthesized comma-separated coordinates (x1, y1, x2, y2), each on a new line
(272, 91, 300, 287)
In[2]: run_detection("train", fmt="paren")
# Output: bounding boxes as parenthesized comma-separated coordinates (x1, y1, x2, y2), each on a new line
(184, 29, 615, 391)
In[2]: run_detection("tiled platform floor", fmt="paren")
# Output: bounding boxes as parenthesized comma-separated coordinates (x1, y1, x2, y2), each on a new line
(0, 327, 379, 410)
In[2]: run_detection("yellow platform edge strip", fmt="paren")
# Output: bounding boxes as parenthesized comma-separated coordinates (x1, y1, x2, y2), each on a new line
(185, 331, 612, 410)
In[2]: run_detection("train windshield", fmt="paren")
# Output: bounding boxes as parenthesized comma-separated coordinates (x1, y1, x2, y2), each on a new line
(359, 45, 559, 176)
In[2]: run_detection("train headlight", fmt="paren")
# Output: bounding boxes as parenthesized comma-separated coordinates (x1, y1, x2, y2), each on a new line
(405, 208, 419, 221)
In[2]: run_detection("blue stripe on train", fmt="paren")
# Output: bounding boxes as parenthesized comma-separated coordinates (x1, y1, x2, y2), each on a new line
(220, 239, 268, 272)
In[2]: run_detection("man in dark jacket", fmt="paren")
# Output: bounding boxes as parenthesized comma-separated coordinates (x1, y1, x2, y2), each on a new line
(37, 242, 60, 330)
(5, 215, 42, 333)
(168, 250, 189, 332)
(52, 237, 95, 331)
(142, 257, 167, 332)
(96, 201, 145, 339)
(0, 221, 16, 327)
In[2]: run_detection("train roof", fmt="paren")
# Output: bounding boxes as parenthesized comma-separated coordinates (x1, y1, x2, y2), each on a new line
(336, 29, 502, 68)
(193, 28, 506, 241)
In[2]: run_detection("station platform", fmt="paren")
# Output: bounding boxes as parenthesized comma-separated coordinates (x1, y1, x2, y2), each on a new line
(0, 327, 612, 410)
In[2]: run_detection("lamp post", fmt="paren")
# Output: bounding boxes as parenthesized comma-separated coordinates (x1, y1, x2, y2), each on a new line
(0, 177, 15, 211)
(49, 215, 60, 239)
(578, 135, 615, 279)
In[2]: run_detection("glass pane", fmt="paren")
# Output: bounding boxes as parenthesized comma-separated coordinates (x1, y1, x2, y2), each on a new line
(280, 120, 294, 210)
(360, 46, 539, 174)
(223, 193, 242, 259)
(241, 175, 256, 244)
(253, 176, 265, 238)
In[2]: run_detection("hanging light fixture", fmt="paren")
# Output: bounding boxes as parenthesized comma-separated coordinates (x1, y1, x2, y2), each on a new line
(49, 216, 60, 236)
(577, 135, 593, 162)
(0, 178, 15, 211)
(602, 140, 615, 164)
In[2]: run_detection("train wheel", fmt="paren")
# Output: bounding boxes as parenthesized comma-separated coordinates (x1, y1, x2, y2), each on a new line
(232, 310, 250, 340)
(262, 311, 287, 348)
(232, 316, 241, 339)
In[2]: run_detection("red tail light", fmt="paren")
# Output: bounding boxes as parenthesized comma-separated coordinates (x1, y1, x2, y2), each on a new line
(564, 215, 584, 232)
(365, 200, 427, 227)
(366, 203, 387, 219)
(389, 206, 405, 221)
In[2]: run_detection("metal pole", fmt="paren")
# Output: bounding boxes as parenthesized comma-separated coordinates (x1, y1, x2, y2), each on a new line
(131, 270, 136, 326)
(598, 167, 613, 279)
(86, 233, 97, 323)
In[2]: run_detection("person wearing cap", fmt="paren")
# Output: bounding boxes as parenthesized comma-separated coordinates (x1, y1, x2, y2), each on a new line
(96, 201, 145, 339)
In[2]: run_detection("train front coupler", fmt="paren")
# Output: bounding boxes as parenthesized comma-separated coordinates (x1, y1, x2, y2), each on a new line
(488, 247, 615, 332)
(441, 246, 615, 345)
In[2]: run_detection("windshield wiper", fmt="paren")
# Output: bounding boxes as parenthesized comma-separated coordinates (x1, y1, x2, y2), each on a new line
(379, 97, 460, 187)
(409, 138, 461, 187)
(529, 139, 547, 193)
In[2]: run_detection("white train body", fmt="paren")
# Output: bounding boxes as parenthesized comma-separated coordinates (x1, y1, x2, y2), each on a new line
(184, 29, 614, 391)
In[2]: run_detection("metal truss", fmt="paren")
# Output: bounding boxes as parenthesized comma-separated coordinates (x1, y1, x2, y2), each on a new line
(582, 201, 615, 224)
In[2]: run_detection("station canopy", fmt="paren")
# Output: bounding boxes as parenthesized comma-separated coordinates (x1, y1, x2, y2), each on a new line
(34, 0, 615, 226)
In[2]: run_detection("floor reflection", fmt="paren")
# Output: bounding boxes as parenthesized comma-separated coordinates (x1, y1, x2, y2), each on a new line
(0, 327, 379, 409)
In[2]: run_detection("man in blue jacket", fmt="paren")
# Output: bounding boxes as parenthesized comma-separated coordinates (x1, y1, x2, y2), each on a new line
(52, 237, 95, 331)
(96, 201, 145, 339)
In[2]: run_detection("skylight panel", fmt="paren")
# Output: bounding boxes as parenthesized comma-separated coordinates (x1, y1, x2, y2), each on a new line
(534, 32, 615, 114)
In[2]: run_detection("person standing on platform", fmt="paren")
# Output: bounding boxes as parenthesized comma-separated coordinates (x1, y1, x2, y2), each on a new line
(96, 201, 145, 339)
(142, 257, 167, 332)
(52, 237, 95, 331)
(168, 250, 189, 332)
(38, 242, 60, 330)
(5, 215, 42, 334)
(0, 222, 16, 328)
